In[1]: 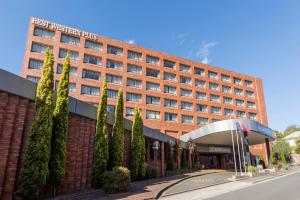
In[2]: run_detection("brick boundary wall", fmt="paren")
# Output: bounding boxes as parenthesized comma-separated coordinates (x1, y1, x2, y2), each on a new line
(0, 69, 173, 200)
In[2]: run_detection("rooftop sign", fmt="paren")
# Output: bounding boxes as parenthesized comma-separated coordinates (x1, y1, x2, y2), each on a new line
(32, 17, 97, 40)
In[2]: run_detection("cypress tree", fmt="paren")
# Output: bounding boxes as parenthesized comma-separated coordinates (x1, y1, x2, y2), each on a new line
(92, 81, 109, 188)
(129, 108, 142, 180)
(138, 111, 146, 179)
(17, 49, 54, 198)
(109, 89, 125, 168)
(48, 54, 70, 193)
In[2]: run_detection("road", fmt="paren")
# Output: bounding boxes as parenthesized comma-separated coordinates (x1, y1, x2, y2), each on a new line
(160, 171, 300, 200)
(206, 171, 300, 200)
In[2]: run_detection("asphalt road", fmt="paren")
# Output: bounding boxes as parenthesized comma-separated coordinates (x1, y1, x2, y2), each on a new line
(206, 171, 300, 200)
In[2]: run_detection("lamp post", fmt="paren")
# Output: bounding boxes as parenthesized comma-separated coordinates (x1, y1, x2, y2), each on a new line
(152, 140, 160, 172)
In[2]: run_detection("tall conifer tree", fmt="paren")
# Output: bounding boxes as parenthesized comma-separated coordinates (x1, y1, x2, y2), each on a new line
(92, 81, 109, 187)
(138, 111, 146, 179)
(109, 89, 124, 168)
(17, 49, 54, 198)
(48, 54, 70, 193)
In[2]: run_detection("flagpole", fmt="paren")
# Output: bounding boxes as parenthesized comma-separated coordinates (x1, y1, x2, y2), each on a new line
(240, 127, 247, 174)
(230, 115, 237, 177)
(235, 127, 242, 176)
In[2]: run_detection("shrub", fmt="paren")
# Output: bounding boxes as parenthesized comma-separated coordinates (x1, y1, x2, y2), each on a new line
(181, 150, 189, 169)
(145, 165, 158, 179)
(247, 165, 257, 173)
(258, 155, 265, 168)
(103, 167, 131, 194)
(192, 161, 201, 170)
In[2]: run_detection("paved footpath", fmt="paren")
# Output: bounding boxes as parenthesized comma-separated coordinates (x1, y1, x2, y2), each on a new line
(159, 168, 300, 200)
(49, 169, 220, 200)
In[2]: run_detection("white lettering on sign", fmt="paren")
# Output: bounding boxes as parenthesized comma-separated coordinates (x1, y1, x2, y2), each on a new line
(32, 17, 97, 40)
(208, 147, 231, 153)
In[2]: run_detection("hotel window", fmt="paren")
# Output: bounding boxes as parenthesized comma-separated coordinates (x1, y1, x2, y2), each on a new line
(83, 54, 101, 65)
(197, 117, 208, 125)
(107, 105, 115, 113)
(106, 74, 122, 84)
(181, 102, 193, 110)
(223, 97, 233, 105)
(106, 59, 122, 70)
(59, 49, 79, 60)
(26, 75, 40, 83)
(28, 59, 43, 70)
(246, 90, 254, 98)
(128, 50, 142, 61)
(57, 64, 77, 76)
(164, 60, 176, 69)
(54, 81, 76, 92)
(107, 45, 123, 56)
(211, 106, 221, 115)
(146, 68, 160, 78)
(180, 88, 192, 97)
(164, 72, 176, 82)
(236, 99, 244, 107)
(196, 92, 206, 100)
(127, 78, 142, 88)
(224, 108, 233, 116)
(146, 82, 160, 91)
(234, 88, 243, 96)
(237, 110, 246, 118)
(31, 42, 52, 53)
(247, 101, 256, 108)
(234, 77, 242, 85)
(209, 82, 219, 91)
(222, 85, 231, 93)
(221, 74, 231, 82)
(34, 27, 55, 39)
(196, 104, 207, 112)
(182, 115, 193, 123)
(81, 85, 100, 96)
(164, 85, 176, 94)
(195, 79, 206, 88)
(82, 69, 100, 80)
(245, 80, 253, 88)
(107, 89, 118, 99)
(60, 34, 80, 45)
(180, 64, 190, 72)
(85, 40, 102, 51)
(126, 107, 134, 116)
(127, 64, 142, 74)
(195, 67, 205, 76)
(146, 96, 160, 105)
(165, 112, 177, 122)
(146, 55, 159, 65)
(164, 99, 177, 108)
(248, 112, 257, 120)
(180, 76, 191, 84)
(146, 110, 160, 120)
(208, 71, 218, 79)
(126, 92, 142, 102)
(210, 94, 220, 102)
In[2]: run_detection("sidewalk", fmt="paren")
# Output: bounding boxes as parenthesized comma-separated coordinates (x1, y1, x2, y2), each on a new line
(49, 169, 221, 200)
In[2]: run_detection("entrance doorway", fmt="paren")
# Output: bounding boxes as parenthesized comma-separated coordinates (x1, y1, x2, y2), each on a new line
(198, 154, 222, 169)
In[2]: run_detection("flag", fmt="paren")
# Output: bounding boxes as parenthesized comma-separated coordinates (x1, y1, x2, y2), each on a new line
(235, 122, 241, 131)
(240, 122, 253, 135)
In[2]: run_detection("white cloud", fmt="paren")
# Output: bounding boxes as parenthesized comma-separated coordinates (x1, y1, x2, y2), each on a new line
(176, 33, 188, 45)
(195, 41, 218, 64)
(126, 39, 135, 44)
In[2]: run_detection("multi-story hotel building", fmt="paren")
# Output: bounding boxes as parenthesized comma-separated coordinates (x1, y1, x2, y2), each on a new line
(22, 17, 268, 139)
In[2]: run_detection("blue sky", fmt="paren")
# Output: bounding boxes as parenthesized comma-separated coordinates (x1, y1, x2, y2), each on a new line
(0, 0, 299, 132)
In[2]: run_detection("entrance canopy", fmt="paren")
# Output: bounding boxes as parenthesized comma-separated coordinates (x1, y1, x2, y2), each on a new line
(180, 119, 275, 146)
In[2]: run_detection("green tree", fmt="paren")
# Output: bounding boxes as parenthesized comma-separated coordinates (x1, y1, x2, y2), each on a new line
(138, 111, 146, 179)
(284, 125, 300, 137)
(272, 135, 291, 162)
(92, 81, 109, 188)
(48, 54, 70, 193)
(109, 89, 125, 168)
(17, 49, 54, 198)
(129, 108, 142, 180)
(295, 138, 300, 154)
(280, 152, 287, 164)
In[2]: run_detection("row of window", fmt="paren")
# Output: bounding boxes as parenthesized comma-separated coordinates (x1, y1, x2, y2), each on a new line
(28, 58, 255, 99)
(33, 27, 254, 87)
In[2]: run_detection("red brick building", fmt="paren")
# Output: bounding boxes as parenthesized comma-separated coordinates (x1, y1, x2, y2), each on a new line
(22, 17, 268, 139)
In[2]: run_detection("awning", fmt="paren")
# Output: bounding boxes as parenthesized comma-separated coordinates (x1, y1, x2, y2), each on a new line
(180, 119, 275, 146)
